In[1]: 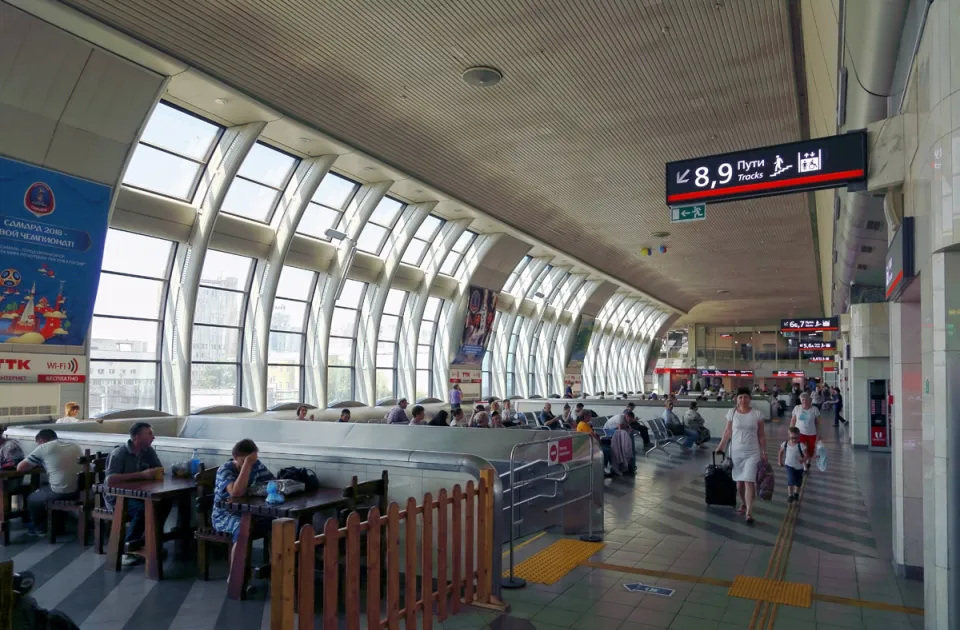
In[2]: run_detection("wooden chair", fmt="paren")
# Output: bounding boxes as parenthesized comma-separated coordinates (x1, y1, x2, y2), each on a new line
(47, 450, 107, 545)
(340, 471, 389, 582)
(194, 464, 271, 581)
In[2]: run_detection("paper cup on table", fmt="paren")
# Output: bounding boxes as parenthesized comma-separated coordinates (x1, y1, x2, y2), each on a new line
(154, 468, 164, 480)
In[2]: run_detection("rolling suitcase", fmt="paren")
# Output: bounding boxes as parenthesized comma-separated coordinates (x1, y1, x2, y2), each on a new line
(704, 451, 737, 507)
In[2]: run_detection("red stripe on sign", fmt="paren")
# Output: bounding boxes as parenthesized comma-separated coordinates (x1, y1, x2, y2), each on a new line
(667, 169, 865, 203)
(886, 270, 903, 298)
(780, 327, 839, 332)
(38, 375, 85, 383)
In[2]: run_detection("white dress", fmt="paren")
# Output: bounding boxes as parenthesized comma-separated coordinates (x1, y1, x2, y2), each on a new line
(725, 407, 764, 482)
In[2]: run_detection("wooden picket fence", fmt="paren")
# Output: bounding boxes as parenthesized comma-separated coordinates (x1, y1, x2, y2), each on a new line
(270, 469, 503, 629)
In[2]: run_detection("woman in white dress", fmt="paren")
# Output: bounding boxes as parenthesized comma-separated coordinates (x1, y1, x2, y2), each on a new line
(716, 387, 768, 523)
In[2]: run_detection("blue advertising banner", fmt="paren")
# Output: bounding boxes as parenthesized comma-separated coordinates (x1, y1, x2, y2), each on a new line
(452, 286, 499, 366)
(567, 315, 596, 368)
(0, 156, 112, 346)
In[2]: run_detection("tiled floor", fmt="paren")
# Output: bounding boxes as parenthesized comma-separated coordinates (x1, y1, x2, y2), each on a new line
(0, 418, 925, 629)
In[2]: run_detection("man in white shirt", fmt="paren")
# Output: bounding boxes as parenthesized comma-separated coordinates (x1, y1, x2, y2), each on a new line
(790, 392, 820, 470)
(17, 429, 83, 536)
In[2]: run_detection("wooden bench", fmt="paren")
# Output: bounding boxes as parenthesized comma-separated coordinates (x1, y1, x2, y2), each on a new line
(47, 450, 107, 545)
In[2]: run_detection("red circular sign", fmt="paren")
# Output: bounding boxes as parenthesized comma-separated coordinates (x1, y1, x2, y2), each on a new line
(549, 443, 558, 462)
(24, 182, 55, 217)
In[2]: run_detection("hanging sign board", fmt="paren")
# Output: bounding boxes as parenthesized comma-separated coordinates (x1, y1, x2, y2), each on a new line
(800, 341, 836, 350)
(885, 217, 915, 300)
(665, 130, 867, 205)
(780, 317, 839, 333)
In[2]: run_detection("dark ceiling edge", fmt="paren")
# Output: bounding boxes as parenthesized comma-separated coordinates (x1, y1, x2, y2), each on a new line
(786, 0, 825, 317)
(57, 0, 686, 316)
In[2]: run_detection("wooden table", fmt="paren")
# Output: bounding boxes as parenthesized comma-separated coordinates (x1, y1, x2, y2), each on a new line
(0, 469, 37, 546)
(222, 487, 348, 599)
(97, 476, 197, 580)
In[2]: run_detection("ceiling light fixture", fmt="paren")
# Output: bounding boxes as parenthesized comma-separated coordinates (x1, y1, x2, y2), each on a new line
(651, 231, 671, 238)
(324, 228, 348, 241)
(717, 289, 730, 294)
(661, 25, 671, 34)
(534, 292, 545, 299)
(462, 66, 503, 87)
(214, 98, 228, 105)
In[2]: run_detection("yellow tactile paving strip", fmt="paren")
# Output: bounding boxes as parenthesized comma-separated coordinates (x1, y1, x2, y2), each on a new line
(503, 538, 605, 584)
(728, 575, 813, 608)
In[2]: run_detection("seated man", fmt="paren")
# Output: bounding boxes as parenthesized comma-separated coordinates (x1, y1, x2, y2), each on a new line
(212, 440, 275, 568)
(610, 416, 637, 476)
(338, 409, 351, 423)
(450, 407, 466, 427)
(295, 405, 315, 421)
(104, 422, 169, 566)
(385, 399, 410, 424)
(538, 402, 561, 430)
(409, 405, 426, 425)
(17, 429, 82, 537)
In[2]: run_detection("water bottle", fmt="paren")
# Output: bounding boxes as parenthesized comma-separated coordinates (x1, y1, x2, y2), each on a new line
(190, 449, 201, 475)
(267, 480, 278, 496)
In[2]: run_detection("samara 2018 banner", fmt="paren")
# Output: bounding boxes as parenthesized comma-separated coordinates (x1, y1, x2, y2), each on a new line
(0, 156, 112, 346)
(452, 286, 499, 366)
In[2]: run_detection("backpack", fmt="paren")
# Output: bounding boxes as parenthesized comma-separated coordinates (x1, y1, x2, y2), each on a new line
(756, 460, 775, 501)
(277, 467, 320, 492)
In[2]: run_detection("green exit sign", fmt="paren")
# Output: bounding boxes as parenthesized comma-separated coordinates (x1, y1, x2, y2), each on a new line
(670, 204, 707, 223)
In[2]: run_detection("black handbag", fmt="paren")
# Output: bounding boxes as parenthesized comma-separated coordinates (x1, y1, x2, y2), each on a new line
(277, 467, 320, 491)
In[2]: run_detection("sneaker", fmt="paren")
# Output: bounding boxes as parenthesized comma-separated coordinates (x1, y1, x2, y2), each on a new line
(121, 554, 143, 567)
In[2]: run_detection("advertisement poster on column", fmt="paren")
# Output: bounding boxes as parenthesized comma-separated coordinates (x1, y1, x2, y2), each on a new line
(452, 286, 498, 366)
(567, 315, 596, 367)
(0, 157, 112, 346)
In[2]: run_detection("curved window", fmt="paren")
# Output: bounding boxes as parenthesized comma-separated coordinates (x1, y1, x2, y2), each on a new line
(89, 229, 174, 414)
(268, 266, 317, 406)
(191, 250, 255, 410)
(297, 172, 360, 240)
(439, 230, 477, 276)
(503, 255, 532, 294)
(416, 296, 443, 399)
(357, 197, 405, 256)
(401, 215, 445, 266)
(528, 321, 544, 395)
(221, 142, 299, 223)
(377, 289, 407, 399)
(328, 279, 367, 403)
(505, 317, 523, 397)
(122, 102, 222, 201)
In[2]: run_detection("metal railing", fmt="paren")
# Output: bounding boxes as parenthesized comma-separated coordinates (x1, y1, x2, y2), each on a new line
(501, 432, 601, 589)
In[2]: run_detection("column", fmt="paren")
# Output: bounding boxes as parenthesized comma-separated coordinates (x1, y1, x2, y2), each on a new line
(889, 301, 924, 576)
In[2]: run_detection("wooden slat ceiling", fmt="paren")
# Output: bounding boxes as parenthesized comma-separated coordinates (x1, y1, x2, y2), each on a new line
(64, 0, 820, 323)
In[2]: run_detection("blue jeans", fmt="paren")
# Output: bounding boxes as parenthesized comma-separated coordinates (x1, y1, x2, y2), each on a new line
(683, 428, 699, 448)
(124, 499, 172, 544)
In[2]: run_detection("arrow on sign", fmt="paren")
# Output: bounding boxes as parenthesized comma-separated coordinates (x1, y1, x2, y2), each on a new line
(676, 169, 690, 184)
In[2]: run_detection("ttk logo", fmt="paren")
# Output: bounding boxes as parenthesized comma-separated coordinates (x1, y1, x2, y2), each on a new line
(46, 358, 79, 374)
(1, 359, 31, 370)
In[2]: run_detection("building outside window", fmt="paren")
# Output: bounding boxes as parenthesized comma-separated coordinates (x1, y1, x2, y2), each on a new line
(328, 279, 367, 404)
(267, 266, 317, 407)
(89, 229, 175, 414)
(376, 289, 407, 400)
(416, 296, 444, 400)
(297, 172, 360, 240)
(220, 142, 300, 223)
(122, 101, 223, 202)
(191, 250, 255, 410)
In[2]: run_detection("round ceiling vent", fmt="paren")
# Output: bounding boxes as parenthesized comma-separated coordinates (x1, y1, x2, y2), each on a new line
(462, 66, 503, 87)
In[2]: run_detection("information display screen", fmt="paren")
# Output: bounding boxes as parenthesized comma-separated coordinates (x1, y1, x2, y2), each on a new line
(808, 356, 834, 363)
(701, 369, 754, 377)
(886, 217, 915, 300)
(800, 341, 836, 350)
(772, 371, 805, 377)
(666, 131, 867, 205)
(780, 317, 839, 332)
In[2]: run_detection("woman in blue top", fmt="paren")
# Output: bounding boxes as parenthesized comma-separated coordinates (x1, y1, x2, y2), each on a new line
(213, 439, 275, 567)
